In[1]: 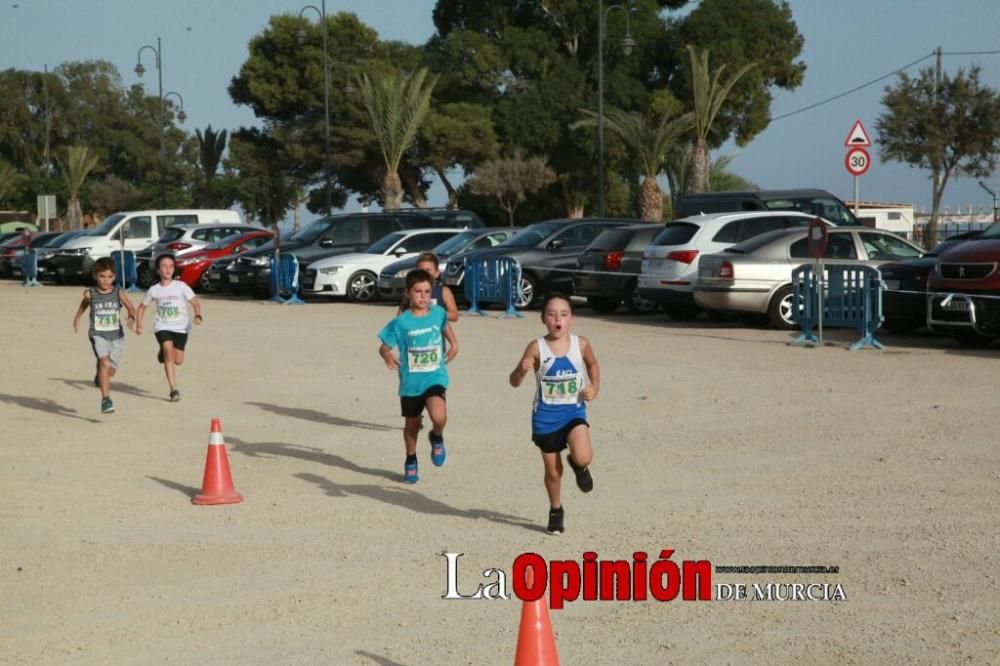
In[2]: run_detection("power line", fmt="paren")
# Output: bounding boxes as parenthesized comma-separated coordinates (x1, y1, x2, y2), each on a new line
(771, 48, 1000, 122)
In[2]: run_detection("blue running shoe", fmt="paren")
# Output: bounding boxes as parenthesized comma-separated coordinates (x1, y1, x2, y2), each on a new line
(404, 460, 419, 484)
(430, 432, 446, 467)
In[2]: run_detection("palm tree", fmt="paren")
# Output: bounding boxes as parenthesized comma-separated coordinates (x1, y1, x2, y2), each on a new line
(196, 125, 228, 206)
(574, 108, 693, 221)
(59, 146, 99, 230)
(687, 45, 755, 193)
(357, 67, 438, 210)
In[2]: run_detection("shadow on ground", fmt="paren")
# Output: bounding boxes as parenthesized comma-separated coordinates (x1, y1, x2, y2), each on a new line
(147, 476, 200, 498)
(0, 392, 100, 423)
(244, 401, 395, 431)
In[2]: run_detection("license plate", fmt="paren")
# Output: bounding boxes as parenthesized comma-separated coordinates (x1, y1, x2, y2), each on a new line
(699, 268, 712, 278)
(209, 273, 220, 281)
(229, 275, 239, 284)
(944, 299, 969, 311)
(884, 280, 900, 290)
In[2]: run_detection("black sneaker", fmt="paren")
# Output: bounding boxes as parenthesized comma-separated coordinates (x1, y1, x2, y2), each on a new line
(546, 506, 564, 535)
(100, 397, 114, 414)
(567, 456, 594, 493)
(169, 389, 180, 402)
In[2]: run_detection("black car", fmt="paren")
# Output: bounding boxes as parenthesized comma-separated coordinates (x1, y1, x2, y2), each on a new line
(880, 231, 982, 334)
(573, 224, 661, 314)
(0, 231, 61, 278)
(226, 211, 485, 296)
(443, 217, 635, 308)
(14, 230, 88, 281)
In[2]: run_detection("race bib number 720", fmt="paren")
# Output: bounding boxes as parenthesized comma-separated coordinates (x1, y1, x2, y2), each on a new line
(408, 346, 440, 373)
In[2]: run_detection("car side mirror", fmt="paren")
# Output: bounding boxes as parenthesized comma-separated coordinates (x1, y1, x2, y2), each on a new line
(319, 238, 335, 248)
(547, 239, 565, 251)
(235, 246, 246, 253)
(393, 246, 408, 255)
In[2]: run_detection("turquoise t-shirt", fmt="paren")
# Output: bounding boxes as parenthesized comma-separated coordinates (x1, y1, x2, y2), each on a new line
(378, 306, 450, 397)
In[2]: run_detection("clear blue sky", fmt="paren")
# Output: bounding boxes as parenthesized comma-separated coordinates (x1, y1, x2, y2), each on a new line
(3, 0, 999, 217)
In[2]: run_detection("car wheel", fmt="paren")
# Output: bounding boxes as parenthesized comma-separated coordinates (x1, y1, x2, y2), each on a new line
(663, 303, 700, 321)
(881, 318, 920, 335)
(199, 269, 216, 293)
(767, 285, 798, 329)
(516, 273, 538, 309)
(952, 329, 997, 348)
(624, 280, 656, 315)
(347, 271, 378, 303)
(587, 296, 619, 314)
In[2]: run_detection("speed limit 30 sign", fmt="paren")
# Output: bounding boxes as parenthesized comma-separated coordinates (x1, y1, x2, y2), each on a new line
(845, 147, 871, 176)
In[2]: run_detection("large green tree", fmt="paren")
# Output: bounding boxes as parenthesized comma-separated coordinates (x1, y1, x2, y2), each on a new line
(876, 65, 1000, 246)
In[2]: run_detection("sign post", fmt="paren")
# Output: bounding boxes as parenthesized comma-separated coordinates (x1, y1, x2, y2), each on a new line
(844, 120, 872, 219)
(807, 218, 829, 346)
(36, 194, 56, 233)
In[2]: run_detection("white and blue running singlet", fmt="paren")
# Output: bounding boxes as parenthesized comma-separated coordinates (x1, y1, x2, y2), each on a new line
(532, 335, 588, 435)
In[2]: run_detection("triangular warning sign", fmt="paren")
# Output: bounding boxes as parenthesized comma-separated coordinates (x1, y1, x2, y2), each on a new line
(844, 120, 871, 147)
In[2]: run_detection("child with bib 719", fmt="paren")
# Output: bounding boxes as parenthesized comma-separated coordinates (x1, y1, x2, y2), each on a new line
(509, 293, 600, 535)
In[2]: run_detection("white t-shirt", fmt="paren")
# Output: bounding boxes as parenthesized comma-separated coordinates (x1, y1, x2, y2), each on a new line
(143, 280, 196, 333)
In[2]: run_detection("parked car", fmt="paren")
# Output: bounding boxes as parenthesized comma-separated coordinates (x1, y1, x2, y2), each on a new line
(638, 211, 830, 321)
(303, 228, 461, 301)
(228, 211, 483, 296)
(378, 227, 517, 299)
(136, 222, 263, 287)
(879, 231, 982, 334)
(676, 188, 857, 225)
(443, 218, 635, 308)
(925, 224, 1000, 346)
(12, 230, 87, 281)
(694, 227, 923, 329)
(572, 224, 661, 314)
(52, 209, 242, 283)
(0, 231, 61, 278)
(167, 230, 274, 292)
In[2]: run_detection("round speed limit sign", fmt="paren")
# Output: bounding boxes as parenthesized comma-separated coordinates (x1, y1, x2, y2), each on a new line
(845, 147, 871, 176)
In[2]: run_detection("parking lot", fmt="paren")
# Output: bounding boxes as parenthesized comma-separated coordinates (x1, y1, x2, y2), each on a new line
(1, 282, 998, 664)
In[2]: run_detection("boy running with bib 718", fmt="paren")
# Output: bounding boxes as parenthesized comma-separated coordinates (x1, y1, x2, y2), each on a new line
(134, 254, 203, 402)
(509, 294, 600, 535)
(378, 268, 458, 483)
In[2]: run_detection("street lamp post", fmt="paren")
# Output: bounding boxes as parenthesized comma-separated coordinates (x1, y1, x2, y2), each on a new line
(979, 181, 999, 225)
(136, 38, 186, 207)
(299, 0, 332, 216)
(596, 1, 635, 218)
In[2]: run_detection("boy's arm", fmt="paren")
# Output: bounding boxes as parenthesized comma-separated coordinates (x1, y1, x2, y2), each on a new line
(72, 290, 91, 333)
(378, 342, 400, 370)
(580, 336, 601, 401)
(442, 286, 459, 322)
(189, 296, 204, 324)
(134, 303, 146, 335)
(118, 289, 137, 331)
(443, 323, 458, 362)
(509, 341, 538, 388)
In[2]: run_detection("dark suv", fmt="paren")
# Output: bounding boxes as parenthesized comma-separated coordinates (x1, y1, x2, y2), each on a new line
(573, 224, 662, 314)
(443, 217, 635, 308)
(226, 210, 484, 295)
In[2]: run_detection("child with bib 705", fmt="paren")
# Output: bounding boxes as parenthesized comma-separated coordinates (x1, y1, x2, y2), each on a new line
(378, 268, 459, 484)
(134, 254, 203, 402)
(509, 293, 600, 535)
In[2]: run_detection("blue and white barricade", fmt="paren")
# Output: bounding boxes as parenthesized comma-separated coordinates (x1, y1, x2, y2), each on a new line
(792, 263, 885, 351)
(269, 252, 305, 304)
(463, 255, 522, 318)
(20, 249, 39, 287)
(110, 250, 141, 291)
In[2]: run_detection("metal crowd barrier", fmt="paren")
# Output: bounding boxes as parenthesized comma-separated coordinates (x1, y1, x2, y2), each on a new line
(269, 252, 305, 304)
(109, 250, 141, 292)
(462, 255, 522, 318)
(791, 263, 885, 351)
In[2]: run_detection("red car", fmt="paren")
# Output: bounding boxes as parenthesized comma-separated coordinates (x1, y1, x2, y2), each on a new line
(172, 230, 273, 291)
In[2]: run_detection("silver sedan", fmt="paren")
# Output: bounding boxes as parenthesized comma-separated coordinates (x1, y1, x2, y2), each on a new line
(694, 227, 924, 328)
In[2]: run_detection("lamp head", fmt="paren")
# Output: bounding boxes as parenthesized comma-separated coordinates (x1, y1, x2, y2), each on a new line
(620, 35, 636, 57)
(177, 109, 188, 123)
(134, 62, 145, 77)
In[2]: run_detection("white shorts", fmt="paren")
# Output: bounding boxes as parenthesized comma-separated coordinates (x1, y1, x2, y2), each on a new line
(90, 335, 124, 369)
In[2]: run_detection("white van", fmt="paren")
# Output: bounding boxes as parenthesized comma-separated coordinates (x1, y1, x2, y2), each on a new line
(55, 209, 242, 282)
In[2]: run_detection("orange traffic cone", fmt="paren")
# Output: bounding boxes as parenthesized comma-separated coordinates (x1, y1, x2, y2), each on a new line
(192, 418, 244, 505)
(514, 568, 559, 666)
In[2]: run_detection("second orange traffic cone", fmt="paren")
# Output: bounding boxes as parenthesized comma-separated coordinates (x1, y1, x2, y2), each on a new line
(513, 568, 559, 666)
(192, 418, 244, 506)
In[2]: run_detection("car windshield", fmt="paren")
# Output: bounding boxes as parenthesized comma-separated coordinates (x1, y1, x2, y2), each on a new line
(501, 222, 561, 248)
(158, 227, 186, 242)
(433, 230, 479, 255)
(978, 225, 1000, 239)
(289, 219, 330, 243)
(88, 213, 126, 236)
(45, 231, 83, 248)
(366, 232, 407, 254)
(204, 233, 248, 250)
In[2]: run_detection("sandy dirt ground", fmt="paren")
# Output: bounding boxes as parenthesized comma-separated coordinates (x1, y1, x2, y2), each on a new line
(1, 282, 998, 665)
